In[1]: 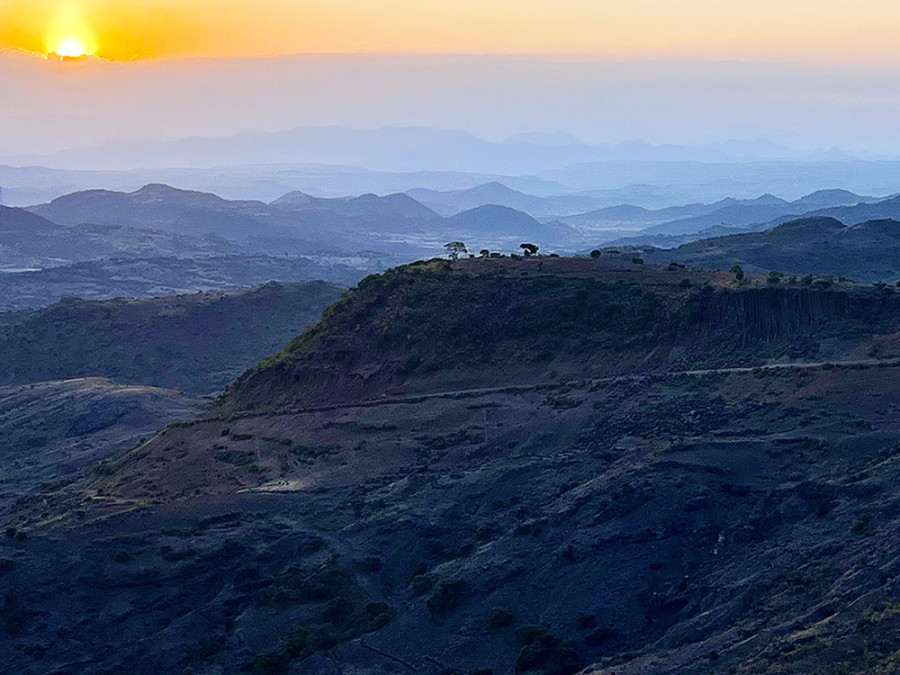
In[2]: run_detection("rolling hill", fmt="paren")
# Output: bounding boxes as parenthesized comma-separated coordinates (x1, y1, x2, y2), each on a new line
(0, 281, 344, 394)
(644, 216, 900, 282)
(27, 184, 578, 257)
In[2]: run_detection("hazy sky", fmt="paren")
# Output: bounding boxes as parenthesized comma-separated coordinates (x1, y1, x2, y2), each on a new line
(3, 0, 900, 62)
(3, 2, 900, 161)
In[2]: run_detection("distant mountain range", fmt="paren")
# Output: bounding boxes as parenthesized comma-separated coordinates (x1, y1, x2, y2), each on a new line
(27, 183, 577, 256)
(642, 215, 900, 282)
(408, 182, 613, 218)
(7, 126, 877, 174)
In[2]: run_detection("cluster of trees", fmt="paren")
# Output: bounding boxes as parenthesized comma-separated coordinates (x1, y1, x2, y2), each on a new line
(444, 242, 541, 260)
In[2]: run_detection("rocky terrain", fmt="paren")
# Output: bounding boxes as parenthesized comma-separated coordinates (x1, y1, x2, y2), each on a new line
(5, 258, 900, 674)
(0, 378, 206, 515)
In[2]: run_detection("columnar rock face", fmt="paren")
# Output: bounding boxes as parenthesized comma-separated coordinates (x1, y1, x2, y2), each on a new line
(222, 259, 900, 411)
(695, 286, 898, 343)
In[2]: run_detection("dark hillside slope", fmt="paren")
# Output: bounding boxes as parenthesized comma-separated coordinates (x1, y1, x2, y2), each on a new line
(224, 257, 900, 410)
(0, 281, 343, 393)
(11, 260, 900, 675)
(0, 254, 372, 311)
(0, 204, 59, 232)
(648, 216, 900, 281)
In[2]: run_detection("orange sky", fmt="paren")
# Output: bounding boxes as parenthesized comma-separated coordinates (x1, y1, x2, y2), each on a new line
(3, 0, 900, 63)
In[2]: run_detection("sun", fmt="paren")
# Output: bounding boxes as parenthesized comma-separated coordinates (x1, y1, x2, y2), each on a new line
(45, 8, 97, 59)
(54, 35, 91, 58)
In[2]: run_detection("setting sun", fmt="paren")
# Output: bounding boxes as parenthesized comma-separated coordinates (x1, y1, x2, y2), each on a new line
(53, 35, 90, 57)
(43, 5, 97, 59)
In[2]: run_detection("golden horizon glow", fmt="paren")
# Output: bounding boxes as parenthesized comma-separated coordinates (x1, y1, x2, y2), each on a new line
(42, 4, 97, 58)
(52, 36, 90, 57)
(2, 1, 900, 64)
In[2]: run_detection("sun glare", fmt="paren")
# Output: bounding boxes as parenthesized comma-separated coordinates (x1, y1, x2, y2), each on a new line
(54, 35, 90, 57)
(44, 7, 96, 59)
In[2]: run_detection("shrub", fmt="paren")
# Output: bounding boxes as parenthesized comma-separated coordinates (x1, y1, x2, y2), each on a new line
(250, 651, 290, 675)
(575, 613, 597, 631)
(411, 574, 434, 596)
(321, 596, 354, 623)
(357, 556, 383, 572)
(515, 625, 580, 674)
(489, 608, 516, 629)
(366, 602, 392, 630)
(585, 627, 618, 646)
(427, 579, 467, 617)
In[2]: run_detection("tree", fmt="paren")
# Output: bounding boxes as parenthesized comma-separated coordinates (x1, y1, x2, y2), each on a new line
(520, 243, 539, 257)
(730, 265, 745, 283)
(479, 249, 491, 258)
(444, 241, 467, 260)
(590, 250, 602, 259)
(767, 270, 784, 286)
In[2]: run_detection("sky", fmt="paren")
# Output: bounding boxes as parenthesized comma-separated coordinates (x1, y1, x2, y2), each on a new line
(3, 2, 900, 161)
(3, 0, 900, 62)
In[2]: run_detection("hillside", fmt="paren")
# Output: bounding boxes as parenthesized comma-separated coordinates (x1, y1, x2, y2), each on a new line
(0, 254, 377, 311)
(8, 258, 900, 674)
(646, 216, 900, 281)
(0, 220, 244, 271)
(223, 256, 896, 411)
(0, 281, 343, 394)
(0, 204, 58, 233)
(0, 378, 205, 510)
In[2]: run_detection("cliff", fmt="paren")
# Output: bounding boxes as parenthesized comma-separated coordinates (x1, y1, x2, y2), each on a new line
(222, 258, 900, 410)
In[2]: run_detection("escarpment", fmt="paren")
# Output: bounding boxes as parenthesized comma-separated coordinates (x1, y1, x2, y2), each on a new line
(220, 259, 900, 412)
